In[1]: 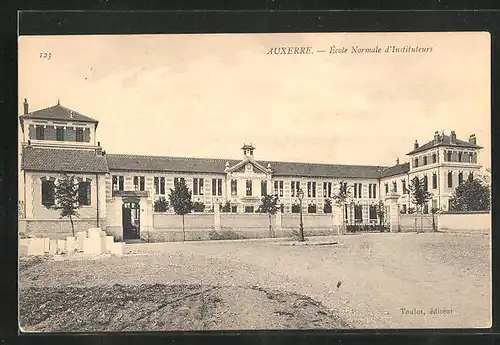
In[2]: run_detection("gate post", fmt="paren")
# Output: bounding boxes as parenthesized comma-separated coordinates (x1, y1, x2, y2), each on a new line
(214, 201, 221, 231)
(385, 193, 400, 233)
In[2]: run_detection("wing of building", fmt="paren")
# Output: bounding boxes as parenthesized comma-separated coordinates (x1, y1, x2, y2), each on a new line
(18, 101, 484, 241)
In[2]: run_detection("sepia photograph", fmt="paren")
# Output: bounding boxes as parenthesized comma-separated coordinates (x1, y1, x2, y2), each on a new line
(17, 32, 491, 331)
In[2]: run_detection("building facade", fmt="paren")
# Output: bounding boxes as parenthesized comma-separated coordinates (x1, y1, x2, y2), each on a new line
(19, 101, 484, 240)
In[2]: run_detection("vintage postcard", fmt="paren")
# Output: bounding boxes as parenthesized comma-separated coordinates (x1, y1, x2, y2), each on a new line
(18, 32, 491, 331)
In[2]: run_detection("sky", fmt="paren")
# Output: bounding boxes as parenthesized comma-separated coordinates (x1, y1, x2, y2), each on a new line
(18, 32, 491, 168)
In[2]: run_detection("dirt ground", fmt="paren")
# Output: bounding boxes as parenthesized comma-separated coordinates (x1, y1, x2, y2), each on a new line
(19, 232, 491, 331)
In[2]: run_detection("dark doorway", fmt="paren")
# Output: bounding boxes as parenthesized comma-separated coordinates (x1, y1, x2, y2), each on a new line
(122, 200, 140, 240)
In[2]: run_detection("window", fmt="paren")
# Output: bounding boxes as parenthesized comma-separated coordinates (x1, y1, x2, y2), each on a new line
(323, 182, 332, 198)
(76, 128, 84, 142)
(113, 175, 124, 191)
(369, 205, 377, 220)
(458, 172, 463, 184)
(212, 178, 222, 196)
(119, 176, 124, 191)
(447, 151, 452, 161)
(354, 183, 358, 198)
(458, 152, 463, 162)
(392, 181, 397, 193)
(231, 205, 238, 213)
(78, 181, 91, 206)
(372, 184, 377, 198)
(193, 178, 204, 195)
(174, 177, 185, 187)
(307, 182, 316, 197)
(291, 181, 300, 197)
(354, 205, 363, 222)
(423, 175, 428, 191)
(133, 176, 139, 190)
(245, 206, 254, 213)
(261, 180, 267, 196)
(414, 158, 419, 168)
(231, 179, 237, 196)
(358, 183, 362, 198)
(447, 172, 453, 188)
(134, 176, 145, 191)
(154, 177, 165, 195)
(112, 176, 118, 191)
(423, 156, 427, 165)
(35, 126, 45, 140)
(274, 181, 283, 196)
(432, 154, 437, 164)
(41, 179, 55, 207)
(385, 183, 389, 194)
(140, 176, 145, 191)
(468, 172, 474, 181)
(246, 180, 252, 196)
(402, 180, 407, 194)
(56, 127, 64, 141)
(432, 173, 437, 189)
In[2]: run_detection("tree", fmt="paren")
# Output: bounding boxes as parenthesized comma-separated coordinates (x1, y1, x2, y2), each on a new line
(430, 207, 439, 231)
(193, 201, 205, 213)
(169, 178, 194, 242)
(376, 200, 385, 226)
(154, 196, 169, 212)
(408, 176, 432, 233)
(323, 198, 333, 214)
(52, 174, 80, 237)
(450, 178, 490, 211)
(332, 181, 351, 233)
(259, 194, 280, 238)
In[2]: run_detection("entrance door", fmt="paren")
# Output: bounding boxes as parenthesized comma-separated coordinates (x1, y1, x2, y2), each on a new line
(122, 201, 140, 240)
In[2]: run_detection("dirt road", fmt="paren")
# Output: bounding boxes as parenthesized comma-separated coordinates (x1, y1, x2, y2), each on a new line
(19, 232, 491, 330)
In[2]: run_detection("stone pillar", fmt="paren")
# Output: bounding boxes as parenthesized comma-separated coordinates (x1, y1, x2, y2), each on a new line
(332, 207, 343, 235)
(385, 193, 400, 233)
(214, 201, 221, 231)
(275, 210, 282, 236)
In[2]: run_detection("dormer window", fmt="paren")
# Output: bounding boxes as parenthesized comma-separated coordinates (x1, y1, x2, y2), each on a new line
(35, 126, 44, 140)
(76, 128, 84, 142)
(56, 127, 64, 141)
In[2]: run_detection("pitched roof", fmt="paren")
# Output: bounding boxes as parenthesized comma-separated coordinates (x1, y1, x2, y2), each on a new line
(106, 153, 387, 179)
(406, 134, 482, 155)
(106, 154, 240, 174)
(379, 162, 410, 178)
(20, 104, 98, 123)
(21, 147, 108, 173)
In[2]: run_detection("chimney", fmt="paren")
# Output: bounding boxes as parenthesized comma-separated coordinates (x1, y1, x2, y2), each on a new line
(95, 141, 103, 155)
(23, 98, 28, 114)
(414, 140, 419, 149)
(434, 131, 440, 144)
(469, 133, 477, 145)
(396, 157, 400, 165)
(450, 131, 456, 144)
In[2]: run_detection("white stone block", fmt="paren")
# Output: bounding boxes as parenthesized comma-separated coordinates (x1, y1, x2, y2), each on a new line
(43, 238, 50, 253)
(28, 238, 45, 256)
(83, 236, 105, 255)
(66, 237, 76, 252)
(19, 238, 30, 247)
(88, 228, 105, 238)
(57, 239, 67, 253)
(49, 240, 57, 255)
(76, 232, 86, 252)
(109, 242, 125, 256)
(104, 236, 114, 253)
(19, 244, 28, 256)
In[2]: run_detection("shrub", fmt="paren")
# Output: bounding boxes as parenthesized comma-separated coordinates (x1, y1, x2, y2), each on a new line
(154, 197, 169, 212)
(291, 204, 301, 213)
(308, 204, 317, 213)
(323, 199, 333, 213)
(221, 202, 231, 212)
(193, 201, 205, 213)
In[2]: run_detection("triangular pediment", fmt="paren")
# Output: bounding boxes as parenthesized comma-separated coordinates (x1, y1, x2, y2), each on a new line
(226, 158, 271, 174)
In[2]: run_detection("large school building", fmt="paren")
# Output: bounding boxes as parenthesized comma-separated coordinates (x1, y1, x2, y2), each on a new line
(18, 100, 484, 240)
